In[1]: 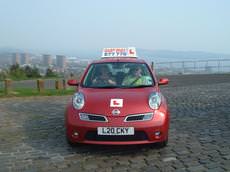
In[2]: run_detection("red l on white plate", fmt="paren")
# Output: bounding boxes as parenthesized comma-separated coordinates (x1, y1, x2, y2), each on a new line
(110, 99, 123, 107)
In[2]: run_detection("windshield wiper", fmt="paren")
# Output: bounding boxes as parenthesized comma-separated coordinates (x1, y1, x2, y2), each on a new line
(128, 85, 153, 88)
(83, 85, 153, 89)
(87, 86, 119, 89)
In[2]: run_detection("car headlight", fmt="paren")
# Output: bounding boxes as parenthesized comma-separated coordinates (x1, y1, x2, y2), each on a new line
(72, 92, 85, 110)
(149, 92, 161, 110)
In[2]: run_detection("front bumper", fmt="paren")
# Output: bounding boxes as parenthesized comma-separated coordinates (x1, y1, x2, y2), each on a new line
(65, 108, 169, 145)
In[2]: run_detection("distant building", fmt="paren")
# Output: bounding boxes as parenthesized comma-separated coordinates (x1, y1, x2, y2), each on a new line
(21, 53, 31, 64)
(56, 55, 67, 69)
(12, 53, 20, 65)
(43, 54, 53, 66)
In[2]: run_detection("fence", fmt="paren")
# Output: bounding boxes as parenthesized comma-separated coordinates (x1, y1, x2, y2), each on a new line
(154, 59, 230, 75)
(0, 80, 3, 91)
(0, 79, 70, 95)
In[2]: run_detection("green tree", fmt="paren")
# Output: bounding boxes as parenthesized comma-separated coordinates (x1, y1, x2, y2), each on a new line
(45, 68, 58, 77)
(24, 66, 33, 77)
(0, 70, 8, 81)
(31, 67, 41, 78)
(24, 66, 41, 78)
(9, 64, 26, 79)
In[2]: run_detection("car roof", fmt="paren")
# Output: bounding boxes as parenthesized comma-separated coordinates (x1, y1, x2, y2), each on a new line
(91, 57, 146, 64)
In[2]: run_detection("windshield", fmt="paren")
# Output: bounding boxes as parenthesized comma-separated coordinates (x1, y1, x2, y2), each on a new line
(82, 62, 155, 88)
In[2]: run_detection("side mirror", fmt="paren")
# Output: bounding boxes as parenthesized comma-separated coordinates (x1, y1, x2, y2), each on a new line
(67, 79, 79, 86)
(158, 78, 169, 86)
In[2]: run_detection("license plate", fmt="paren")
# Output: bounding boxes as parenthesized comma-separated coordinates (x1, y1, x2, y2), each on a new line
(97, 127, 134, 135)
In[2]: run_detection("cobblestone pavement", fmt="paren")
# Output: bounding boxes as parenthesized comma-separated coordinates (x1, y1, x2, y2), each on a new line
(0, 75, 230, 172)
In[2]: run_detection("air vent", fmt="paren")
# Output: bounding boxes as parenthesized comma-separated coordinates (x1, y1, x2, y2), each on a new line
(124, 113, 153, 122)
(79, 113, 108, 122)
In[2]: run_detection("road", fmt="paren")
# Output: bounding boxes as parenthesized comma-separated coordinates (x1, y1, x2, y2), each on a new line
(0, 74, 230, 172)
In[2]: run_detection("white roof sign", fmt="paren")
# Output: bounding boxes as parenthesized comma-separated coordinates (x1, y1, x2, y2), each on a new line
(102, 47, 137, 58)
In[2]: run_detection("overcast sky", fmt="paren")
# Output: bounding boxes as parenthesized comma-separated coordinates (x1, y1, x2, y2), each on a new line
(0, 0, 229, 54)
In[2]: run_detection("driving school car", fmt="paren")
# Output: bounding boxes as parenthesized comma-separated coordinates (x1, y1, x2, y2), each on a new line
(65, 47, 169, 146)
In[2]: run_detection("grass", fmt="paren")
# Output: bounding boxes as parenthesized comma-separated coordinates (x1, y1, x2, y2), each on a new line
(0, 88, 75, 97)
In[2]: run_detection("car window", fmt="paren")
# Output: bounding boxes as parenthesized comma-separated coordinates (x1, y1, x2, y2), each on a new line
(82, 62, 155, 88)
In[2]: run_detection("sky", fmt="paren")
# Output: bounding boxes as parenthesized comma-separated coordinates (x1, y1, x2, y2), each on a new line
(0, 0, 230, 54)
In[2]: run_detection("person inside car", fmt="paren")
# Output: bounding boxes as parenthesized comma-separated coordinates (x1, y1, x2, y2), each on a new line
(92, 65, 116, 86)
(122, 66, 144, 86)
(122, 65, 153, 86)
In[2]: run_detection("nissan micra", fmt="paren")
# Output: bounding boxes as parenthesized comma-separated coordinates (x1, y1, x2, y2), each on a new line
(65, 47, 169, 146)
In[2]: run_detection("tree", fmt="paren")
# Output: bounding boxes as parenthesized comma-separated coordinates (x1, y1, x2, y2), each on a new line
(45, 68, 58, 77)
(9, 64, 26, 79)
(24, 66, 41, 78)
(0, 70, 8, 81)
(31, 67, 41, 78)
(24, 66, 33, 77)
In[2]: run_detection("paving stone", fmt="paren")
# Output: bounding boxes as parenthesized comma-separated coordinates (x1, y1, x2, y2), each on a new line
(207, 167, 225, 172)
(174, 168, 188, 172)
(187, 165, 207, 172)
(223, 155, 230, 160)
(61, 163, 82, 172)
(0, 167, 10, 172)
(142, 165, 159, 172)
(162, 157, 177, 162)
(172, 161, 185, 169)
(129, 160, 146, 169)
(82, 162, 98, 171)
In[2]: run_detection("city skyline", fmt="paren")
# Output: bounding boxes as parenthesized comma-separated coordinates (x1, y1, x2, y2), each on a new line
(0, 0, 230, 55)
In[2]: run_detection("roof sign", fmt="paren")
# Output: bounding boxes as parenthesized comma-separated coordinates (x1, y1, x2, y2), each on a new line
(102, 47, 137, 58)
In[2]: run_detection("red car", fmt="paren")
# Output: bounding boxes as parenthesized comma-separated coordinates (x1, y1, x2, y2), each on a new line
(65, 48, 169, 146)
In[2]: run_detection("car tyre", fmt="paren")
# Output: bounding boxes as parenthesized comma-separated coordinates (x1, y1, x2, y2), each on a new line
(66, 136, 83, 147)
(156, 139, 168, 148)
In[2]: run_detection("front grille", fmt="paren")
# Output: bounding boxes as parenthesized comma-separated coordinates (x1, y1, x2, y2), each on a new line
(79, 113, 108, 122)
(88, 115, 106, 122)
(85, 131, 148, 141)
(126, 115, 145, 121)
(124, 113, 153, 122)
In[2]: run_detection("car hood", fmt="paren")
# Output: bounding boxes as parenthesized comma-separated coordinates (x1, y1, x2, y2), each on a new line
(79, 87, 158, 117)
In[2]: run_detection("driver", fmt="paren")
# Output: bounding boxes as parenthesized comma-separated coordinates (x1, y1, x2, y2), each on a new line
(92, 65, 116, 86)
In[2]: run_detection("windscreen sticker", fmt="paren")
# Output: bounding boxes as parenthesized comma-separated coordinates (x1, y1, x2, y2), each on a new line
(110, 99, 123, 107)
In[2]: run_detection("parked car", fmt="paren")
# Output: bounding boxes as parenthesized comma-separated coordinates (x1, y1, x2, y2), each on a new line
(65, 47, 169, 146)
